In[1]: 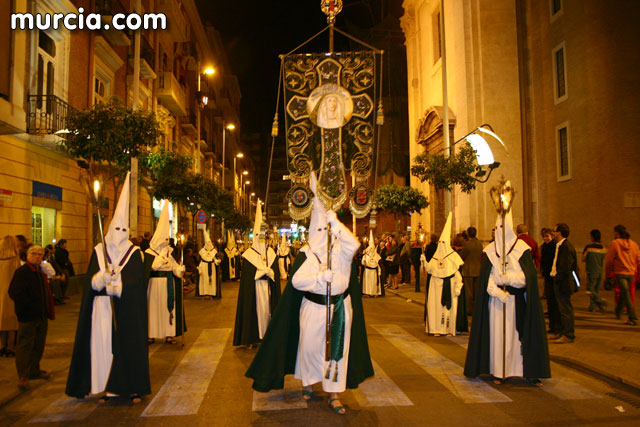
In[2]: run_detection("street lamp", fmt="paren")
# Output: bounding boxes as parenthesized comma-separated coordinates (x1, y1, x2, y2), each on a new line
(243, 180, 251, 215)
(196, 65, 216, 174)
(233, 153, 244, 209)
(221, 123, 235, 190)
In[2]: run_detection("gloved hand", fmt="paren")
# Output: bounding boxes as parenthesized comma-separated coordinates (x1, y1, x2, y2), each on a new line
(326, 210, 338, 228)
(317, 269, 333, 284)
(175, 264, 186, 278)
(497, 290, 510, 304)
(91, 271, 107, 291)
(266, 268, 275, 281)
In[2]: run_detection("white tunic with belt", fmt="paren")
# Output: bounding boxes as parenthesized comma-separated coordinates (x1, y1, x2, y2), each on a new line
(292, 222, 359, 393)
(146, 248, 183, 339)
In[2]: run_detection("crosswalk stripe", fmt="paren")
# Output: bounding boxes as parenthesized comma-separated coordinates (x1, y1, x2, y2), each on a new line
(252, 376, 309, 411)
(141, 328, 231, 417)
(373, 324, 511, 403)
(29, 391, 97, 423)
(446, 335, 603, 400)
(352, 358, 413, 407)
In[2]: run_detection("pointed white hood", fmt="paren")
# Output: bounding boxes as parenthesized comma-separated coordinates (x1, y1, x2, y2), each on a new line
(149, 200, 171, 254)
(252, 201, 267, 258)
(104, 172, 133, 262)
(278, 233, 290, 256)
(363, 229, 380, 266)
(203, 227, 214, 251)
(427, 212, 463, 277)
(308, 172, 328, 260)
(484, 211, 529, 267)
(226, 230, 237, 252)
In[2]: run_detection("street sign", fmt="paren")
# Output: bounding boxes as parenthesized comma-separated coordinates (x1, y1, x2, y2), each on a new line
(196, 209, 207, 224)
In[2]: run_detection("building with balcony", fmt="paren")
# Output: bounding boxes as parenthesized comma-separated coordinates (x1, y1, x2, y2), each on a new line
(0, 0, 246, 272)
(401, 0, 640, 247)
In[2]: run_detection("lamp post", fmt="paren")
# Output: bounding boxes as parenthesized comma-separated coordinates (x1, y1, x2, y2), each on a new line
(240, 170, 248, 213)
(243, 180, 251, 215)
(196, 66, 215, 174)
(233, 153, 243, 209)
(220, 123, 235, 237)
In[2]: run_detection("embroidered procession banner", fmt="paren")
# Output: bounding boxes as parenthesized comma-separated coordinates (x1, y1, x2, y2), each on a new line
(284, 52, 375, 220)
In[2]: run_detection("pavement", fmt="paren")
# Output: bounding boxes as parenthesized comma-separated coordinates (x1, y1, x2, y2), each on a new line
(384, 279, 640, 393)
(1, 275, 639, 411)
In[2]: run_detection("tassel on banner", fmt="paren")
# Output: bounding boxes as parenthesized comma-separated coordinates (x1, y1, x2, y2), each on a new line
(271, 113, 279, 137)
(376, 100, 384, 125)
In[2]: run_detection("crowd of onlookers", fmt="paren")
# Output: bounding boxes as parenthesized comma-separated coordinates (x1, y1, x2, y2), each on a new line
(356, 222, 640, 336)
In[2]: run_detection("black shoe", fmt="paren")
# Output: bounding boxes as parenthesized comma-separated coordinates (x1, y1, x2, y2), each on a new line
(625, 320, 638, 326)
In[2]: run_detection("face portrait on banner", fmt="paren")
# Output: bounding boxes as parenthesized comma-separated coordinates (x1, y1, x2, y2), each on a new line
(307, 83, 353, 129)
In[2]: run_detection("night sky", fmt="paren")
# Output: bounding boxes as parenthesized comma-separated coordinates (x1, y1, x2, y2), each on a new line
(197, 0, 403, 135)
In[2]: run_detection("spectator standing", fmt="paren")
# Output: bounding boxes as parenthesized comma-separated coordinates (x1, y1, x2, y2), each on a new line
(410, 240, 423, 292)
(399, 234, 411, 286)
(9, 245, 55, 389)
(516, 224, 541, 269)
(15, 235, 29, 263)
(605, 225, 640, 326)
(582, 229, 607, 312)
(460, 227, 483, 316)
(139, 232, 152, 252)
(540, 228, 560, 334)
(55, 239, 75, 277)
(42, 246, 65, 305)
(385, 235, 401, 290)
(0, 236, 21, 357)
(377, 238, 387, 297)
(549, 223, 577, 344)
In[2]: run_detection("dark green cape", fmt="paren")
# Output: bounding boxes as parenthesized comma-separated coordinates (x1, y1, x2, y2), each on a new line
(464, 253, 551, 379)
(143, 253, 187, 336)
(232, 256, 281, 346)
(66, 250, 151, 398)
(245, 253, 374, 392)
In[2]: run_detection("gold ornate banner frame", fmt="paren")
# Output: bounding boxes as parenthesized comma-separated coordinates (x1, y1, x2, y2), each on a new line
(284, 52, 376, 219)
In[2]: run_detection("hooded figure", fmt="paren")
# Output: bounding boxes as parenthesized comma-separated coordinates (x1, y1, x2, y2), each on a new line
(361, 230, 382, 296)
(246, 172, 373, 415)
(277, 234, 291, 280)
(144, 201, 185, 344)
(423, 213, 464, 336)
(233, 203, 281, 347)
(223, 231, 240, 281)
(464, 212, 550, 385)
(66, 172, 151, 401)
(198, 228, 221, 298)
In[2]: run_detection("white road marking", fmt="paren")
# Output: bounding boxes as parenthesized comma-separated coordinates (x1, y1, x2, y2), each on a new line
(373, 324, 511, 403)
(352, 358, 413, 407)
(141, 328, 231, 417)
(252, 376, 309, 411)
(446, 334, 603, 400)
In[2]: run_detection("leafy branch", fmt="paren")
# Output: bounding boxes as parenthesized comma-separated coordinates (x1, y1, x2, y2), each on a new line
(410, 145, 480, 193)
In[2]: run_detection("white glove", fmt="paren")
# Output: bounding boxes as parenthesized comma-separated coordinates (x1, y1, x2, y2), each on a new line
(175, 264, 186, 278)
(497, 290, 510, 304)
(106, 273, 123, 298)
(326, 210, 338, 228)
(91, 271, 107, 291)
(266, 268, 275, 281)
(317, 269, 333, 283)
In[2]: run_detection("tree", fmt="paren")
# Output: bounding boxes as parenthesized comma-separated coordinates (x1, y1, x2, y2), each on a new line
(374, 185, 429, 232)
(58, 96, 161, 196)
(410, 145, 480, 193)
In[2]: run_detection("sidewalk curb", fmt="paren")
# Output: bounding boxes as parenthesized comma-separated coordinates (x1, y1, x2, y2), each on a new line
(385, 288, 640, 396)
(550, 355, 640, 395)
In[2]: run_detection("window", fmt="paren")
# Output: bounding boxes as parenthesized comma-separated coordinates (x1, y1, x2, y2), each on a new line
(432, 8, 441, 64)
(555, 122, 571, 181)
(94, 76, 106, 104)
(37, 30, 56, 111)
(550, 0, 563, 19)
(552, 42, 568, 104)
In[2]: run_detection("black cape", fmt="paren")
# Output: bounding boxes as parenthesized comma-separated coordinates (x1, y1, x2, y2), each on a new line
(66, 250, 151, 398)
(245, 253, 374, 392)
(143, 253, 187, 336)
(464, 253, 551, 379)
(233, 255, 281, 346)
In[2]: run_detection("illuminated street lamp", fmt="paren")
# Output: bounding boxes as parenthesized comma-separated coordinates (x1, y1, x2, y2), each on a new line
(416, 223, 426, 245)
(221, 122, 235, 236)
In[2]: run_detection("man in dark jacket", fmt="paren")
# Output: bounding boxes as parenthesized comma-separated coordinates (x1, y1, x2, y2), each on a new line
(9, 245, 55, 389)
(460, 227, 483, 315)
(549, 223, 577, 344)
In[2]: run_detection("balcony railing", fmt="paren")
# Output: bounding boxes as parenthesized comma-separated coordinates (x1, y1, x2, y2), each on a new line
(95, 0, 127, 15)
(26, 95, 71, 135)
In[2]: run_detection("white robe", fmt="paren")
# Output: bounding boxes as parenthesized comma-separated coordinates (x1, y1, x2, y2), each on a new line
(147, 249, 183, 339)
(486, 243, 529, 378)
(242, 247, 277, 340)
(292, 222, 359, 393)
(89, 244, 136, 395)
(361, 249, 381, 296)
(225, 247, 238, 279)
(198, 248, 220, 296)
(277, 247, 291, 280)
(424, 254, 463, 336)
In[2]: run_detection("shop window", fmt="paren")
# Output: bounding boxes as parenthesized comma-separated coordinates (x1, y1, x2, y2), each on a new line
(31, 206, 57, 247)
